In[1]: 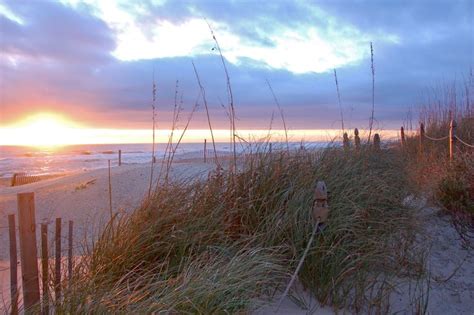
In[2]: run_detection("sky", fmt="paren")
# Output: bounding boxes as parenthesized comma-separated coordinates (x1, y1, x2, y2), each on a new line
(0, 0, 473, 144)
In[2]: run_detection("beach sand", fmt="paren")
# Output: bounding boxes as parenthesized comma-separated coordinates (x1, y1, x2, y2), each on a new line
(0, 160, 215, 258)
(0, 160, 473, 314)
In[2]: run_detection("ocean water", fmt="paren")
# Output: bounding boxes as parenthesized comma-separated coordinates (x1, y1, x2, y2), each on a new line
(0, 142, 330, 179)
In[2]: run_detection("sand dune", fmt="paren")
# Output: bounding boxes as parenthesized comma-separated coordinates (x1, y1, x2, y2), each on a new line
(0, 160, 473, 314)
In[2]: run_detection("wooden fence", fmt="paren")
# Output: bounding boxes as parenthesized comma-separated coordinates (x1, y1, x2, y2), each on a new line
(413, 119, 473, 160)
(6, 192, 74, 314)
(340, 119, 473, 158)
(11, 174, 46, 187)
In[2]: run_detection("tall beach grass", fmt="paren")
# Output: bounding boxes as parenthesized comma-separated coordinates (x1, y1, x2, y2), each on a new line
(50, 143, 428, 314)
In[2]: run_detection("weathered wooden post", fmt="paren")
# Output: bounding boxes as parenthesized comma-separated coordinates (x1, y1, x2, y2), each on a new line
(450, 119, 457, 161)
(68, 220, 73, 283)
(55, 218, 62, 301)
(400, 126, 406, 149)
(419, 122, 425, 155)
(17, 193, 40, 312)
(41, 223, 49, 315)
(343, 132, 350, 151)
(8, 214, 18, 315)
(354, 128, 361, 150)
(118, 149, 122, 166)
(373, 133, 381, 151)
(269, 142, 272, 154)
(278, 180, 329, 309)
(313, 181, 329, 223)
(204, 139, 207, 163)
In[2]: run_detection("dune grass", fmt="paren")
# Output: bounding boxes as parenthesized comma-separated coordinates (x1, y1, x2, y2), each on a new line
(402, 84, 473, 244)
(49, 143, 428, 314)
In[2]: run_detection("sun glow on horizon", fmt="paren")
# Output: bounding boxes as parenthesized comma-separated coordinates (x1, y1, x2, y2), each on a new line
(1, 114, 401, 147)
(0, 113, 86, 147)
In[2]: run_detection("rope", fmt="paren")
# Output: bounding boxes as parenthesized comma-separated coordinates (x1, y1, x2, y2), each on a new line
(423, 134, 449, 141)
(455, 135, 474, 148)
(277, 219, 321, 310)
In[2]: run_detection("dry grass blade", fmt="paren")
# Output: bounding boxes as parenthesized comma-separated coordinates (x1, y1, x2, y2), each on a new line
(266, 79, 289, 151)
(192, 61, 221, 168)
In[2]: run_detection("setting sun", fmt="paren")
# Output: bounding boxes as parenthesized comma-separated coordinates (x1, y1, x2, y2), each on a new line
(1, 113, 84, 147)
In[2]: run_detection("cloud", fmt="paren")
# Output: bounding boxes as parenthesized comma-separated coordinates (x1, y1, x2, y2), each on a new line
(0, 0, 115, 65)
(85, 0, 400, 73)
(0, 0, 472, 132)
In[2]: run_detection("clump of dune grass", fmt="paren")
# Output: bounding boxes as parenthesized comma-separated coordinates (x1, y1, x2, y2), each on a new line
(52, 144, 426, 314)
(403, 76, 473, 244)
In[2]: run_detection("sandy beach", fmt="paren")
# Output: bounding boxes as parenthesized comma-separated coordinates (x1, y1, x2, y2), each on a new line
(0, 160, 215, 258)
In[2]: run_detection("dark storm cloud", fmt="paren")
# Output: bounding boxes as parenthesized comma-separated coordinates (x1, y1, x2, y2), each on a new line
(0, 0, 472, 130)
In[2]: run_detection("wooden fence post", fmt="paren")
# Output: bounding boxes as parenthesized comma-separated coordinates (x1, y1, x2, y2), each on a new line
(400, 126, 406, 149)
(204, 139, 207, 163)
(17, 193, 40, 312)
(419, 122, 425, 155)
(450, 119, 457, 161)
(343, 132, 349, 151)
(11, 174, 17, 187)
(8, 214, 18, 315)
(108, 160, 113, 221)
(313, 181, 329, 223)
(373, 133, 381, 151)
(41, 223, 49, 315)
(55, 218, 62, 302)
(68, 221, 73, 283)
(118, 150, 122, 166)
(354, 128, 361, 150)
(269, 143, 272, 154)
(278, 180, 329, 308)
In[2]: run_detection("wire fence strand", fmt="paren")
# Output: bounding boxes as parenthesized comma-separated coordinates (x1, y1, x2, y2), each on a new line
(423, 134, 449, 141)
(455, 135, 474, 148)
(422, 132, 473, 148)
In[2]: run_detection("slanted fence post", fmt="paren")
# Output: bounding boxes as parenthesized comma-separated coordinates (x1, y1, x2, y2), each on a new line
(354, 128, 361, 150)
(400, 126, 406, 149)
(41, 223, 49, 315)
(278, 180, 329, 308)
(17, 192, 40, 313)
(450, 119, 457, 161)
(8, 214, 18, 315)
(55, 218, 62, 302)
(419, 122, 425, 155)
